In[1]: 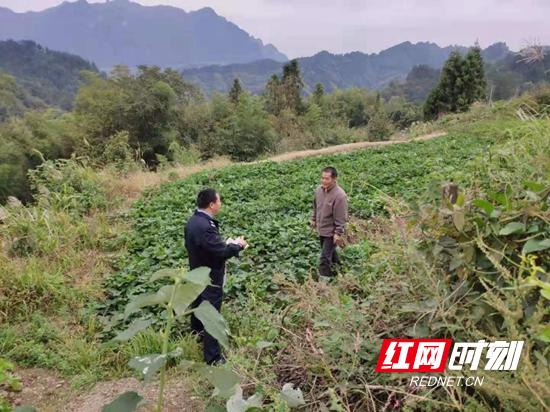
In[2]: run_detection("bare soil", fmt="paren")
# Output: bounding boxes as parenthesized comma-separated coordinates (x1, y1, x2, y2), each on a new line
(4, 368, 203, 412)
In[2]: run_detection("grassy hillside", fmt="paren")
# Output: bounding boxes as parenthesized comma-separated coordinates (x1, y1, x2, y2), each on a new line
(0, 95, 548, 410)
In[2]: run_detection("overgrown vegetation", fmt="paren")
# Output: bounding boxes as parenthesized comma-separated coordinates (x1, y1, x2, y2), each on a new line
(0, 59, 419, 205)
(91, 92, 548, 410)
(1, 37, 549, 411)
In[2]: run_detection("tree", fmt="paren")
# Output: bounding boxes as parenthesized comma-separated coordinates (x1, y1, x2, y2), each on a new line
(386, 96, 422, 129)
(463, 45, 487, 103)
(74, 66, 201, 166)
(312, 83, 324, 105)
(264, 74, 285, 115)
(281, 60, 304, 114)
(0, 109, 77, 203)
(264, 60, 305, 115)
(217, 94, 276, 161)
(438, 51, 468, 113)
(228, 78, 243, 104)
(424, 51, 467, 119)
(424, 48, 489, 119)
(0, 73, 43, 121)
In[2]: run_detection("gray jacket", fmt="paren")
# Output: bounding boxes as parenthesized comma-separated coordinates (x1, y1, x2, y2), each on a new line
(312, 184, 348, 237)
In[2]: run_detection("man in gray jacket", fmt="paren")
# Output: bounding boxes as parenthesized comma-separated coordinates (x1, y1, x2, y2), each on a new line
(311, 166, 348, 279)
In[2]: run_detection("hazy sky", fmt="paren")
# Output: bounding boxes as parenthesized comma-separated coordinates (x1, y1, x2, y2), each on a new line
(1, 0, 549, 58)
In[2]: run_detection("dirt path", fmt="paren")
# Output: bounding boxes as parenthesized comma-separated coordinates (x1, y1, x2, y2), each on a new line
(267, 131, 447, 162)
(6, 368, 203, 412)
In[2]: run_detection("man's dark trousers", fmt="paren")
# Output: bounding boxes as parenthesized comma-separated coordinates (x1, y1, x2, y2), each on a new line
(189, 285, 223, 364)
(319, 236, 340, 277)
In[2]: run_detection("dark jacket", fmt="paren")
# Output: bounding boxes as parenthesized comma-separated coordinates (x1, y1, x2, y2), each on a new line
(184, 210, 242, 286)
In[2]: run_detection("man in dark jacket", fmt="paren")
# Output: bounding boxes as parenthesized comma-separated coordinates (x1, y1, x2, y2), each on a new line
(185, 188, 247, 364)
(311, 166, 348, 280)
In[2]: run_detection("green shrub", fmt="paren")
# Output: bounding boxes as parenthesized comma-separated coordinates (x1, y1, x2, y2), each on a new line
(99, 130, 134, 171)
(366, 110, 395, 141)
(27, 158, 108, 214)
(217, 94, 276, 162)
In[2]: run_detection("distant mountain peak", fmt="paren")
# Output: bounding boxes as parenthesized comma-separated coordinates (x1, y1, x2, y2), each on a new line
(0, 1, 287, 69)
(61, 0, 90, 7)
(312, 50, 333, 57)
(193, 6, 217, 16)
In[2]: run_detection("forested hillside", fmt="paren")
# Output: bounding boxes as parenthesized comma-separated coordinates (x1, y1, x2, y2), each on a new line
(0, 40, 99, 109)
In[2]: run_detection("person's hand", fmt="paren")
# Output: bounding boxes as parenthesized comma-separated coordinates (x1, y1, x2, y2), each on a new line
(236, 236, 248, 249)
(333, 234, 343, 246)
(310, 220, 317, 230)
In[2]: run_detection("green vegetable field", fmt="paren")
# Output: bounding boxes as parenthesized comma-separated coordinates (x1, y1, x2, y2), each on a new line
(98, 131, 497, 331)
(92, 111, 550, 410)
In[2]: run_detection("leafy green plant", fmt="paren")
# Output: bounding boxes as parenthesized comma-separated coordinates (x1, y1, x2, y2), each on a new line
(0, 358, 20, 411)
(101, 112, 550, 409)
(98, 131, 498, 331)
(107, 266, 236, 412)
(408, 120, 550, 409)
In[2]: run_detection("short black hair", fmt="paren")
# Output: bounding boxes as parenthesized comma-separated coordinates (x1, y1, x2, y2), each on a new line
(197, 188, 219, 209)
(322, 166, 338, 178)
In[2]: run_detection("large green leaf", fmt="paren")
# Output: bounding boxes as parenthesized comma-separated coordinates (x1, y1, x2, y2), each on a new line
(472, 199, 494, 215)
(499, 222, 526, 235)
(112, 319, 154, 342)
(524, 180, 546, 192)
(128, 354, 167, 381)
(280, 383, 305, 408)
(226, 386, 263, 412)
(150, 268, 184, 282)
(198, 366, 241, 398)
(102, 391, 143, 412)
(173, 281, 208, 316)
(522, 238, 550, 255)
(193, 300, 230, 349)
(182, 266, 212, 286)
(124, 285, 174, 319)
(150, 266, 211, 285)
(536, 326, 550, 343)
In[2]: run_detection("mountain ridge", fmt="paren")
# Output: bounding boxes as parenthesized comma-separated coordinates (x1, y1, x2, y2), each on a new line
(0, 0, 287, 70)
(182, 41, 511, 95)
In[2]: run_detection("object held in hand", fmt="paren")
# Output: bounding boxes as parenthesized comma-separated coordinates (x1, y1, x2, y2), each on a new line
(226, 237, 249, 249)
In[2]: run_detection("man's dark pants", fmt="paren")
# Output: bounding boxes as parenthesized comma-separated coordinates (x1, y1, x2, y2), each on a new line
(190, 284, 223, 364)
(319, 236, 341, 277)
